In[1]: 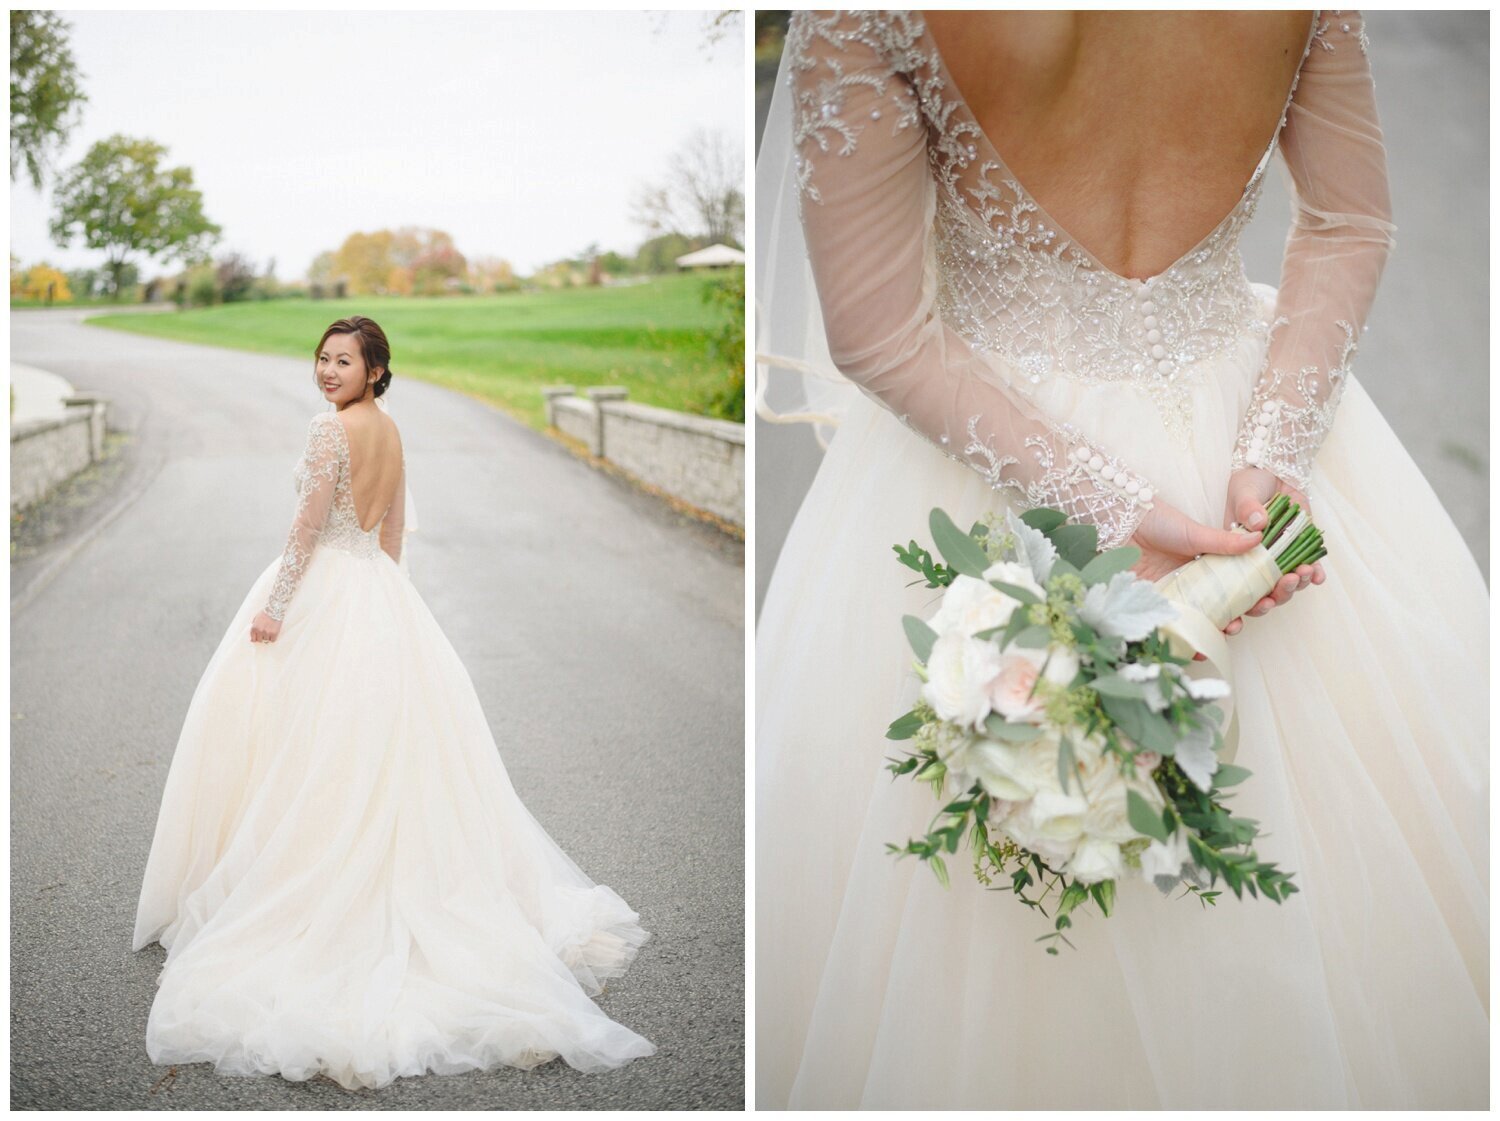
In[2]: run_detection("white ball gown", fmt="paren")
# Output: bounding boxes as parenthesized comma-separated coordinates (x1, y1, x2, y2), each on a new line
(132, 403, 655, 1089)
(755, 10, 1486, 1110)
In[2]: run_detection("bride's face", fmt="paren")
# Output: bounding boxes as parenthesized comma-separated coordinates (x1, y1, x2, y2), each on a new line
(316, 333, 377, 407)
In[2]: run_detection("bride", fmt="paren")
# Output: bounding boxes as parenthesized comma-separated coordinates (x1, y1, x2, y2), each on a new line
(756, 10, 1486, 1109)
(132, 315, 655, 1089)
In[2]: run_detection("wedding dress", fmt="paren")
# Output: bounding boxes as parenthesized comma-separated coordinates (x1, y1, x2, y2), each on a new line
(132, 400, 655, 1089)
(755, 10, 1486, 1109)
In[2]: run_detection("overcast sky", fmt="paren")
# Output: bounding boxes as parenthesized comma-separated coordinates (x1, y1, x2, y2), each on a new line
(10, 9, 744, 280)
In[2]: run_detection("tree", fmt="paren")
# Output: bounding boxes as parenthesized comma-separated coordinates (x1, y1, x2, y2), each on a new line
(10, 11, 87, 191)
(49, 135, 220, 298)
(631, 128, 744, 247)
(215, 252, 258, 302)
(469, 255, 518, 293)
(634, 231, 705, 276)
(332, 230, 395, 295)
(20, 263, 72, 304)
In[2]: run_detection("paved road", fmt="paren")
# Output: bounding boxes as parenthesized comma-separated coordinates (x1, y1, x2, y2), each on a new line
(10, 309, 745, 1110)
(755, 10, 1489, 613)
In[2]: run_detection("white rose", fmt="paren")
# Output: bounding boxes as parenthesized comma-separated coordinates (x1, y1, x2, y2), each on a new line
(987, 644, 1080, 723)
(1003, 787, 1088, 868)
(1076, 757, 1145, 846)
(1069, 837, 1125, 885)
(928, 575, 1019, 639)
(967, 732, 1062, 802)
(982, 559, 1045, 600)
(922, 632, 1002, 731)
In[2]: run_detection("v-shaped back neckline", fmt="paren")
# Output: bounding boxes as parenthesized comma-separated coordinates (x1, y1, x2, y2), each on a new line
(916, 10, 1321, 284)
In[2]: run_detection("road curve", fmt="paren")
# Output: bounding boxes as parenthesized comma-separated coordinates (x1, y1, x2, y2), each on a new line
(10, 309, 745, 1110)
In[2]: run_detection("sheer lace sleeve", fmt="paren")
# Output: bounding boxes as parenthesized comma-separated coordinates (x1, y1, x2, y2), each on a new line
(379, 449, 406, 567)
(264, 412, 345, 622)
(1230, 10, 1396, 493)
(787, 11, 1159, 548)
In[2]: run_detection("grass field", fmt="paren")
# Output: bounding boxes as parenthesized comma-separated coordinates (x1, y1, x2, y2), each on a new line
(85, 274, 742, 430)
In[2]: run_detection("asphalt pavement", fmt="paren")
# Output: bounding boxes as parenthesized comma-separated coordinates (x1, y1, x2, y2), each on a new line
(9, 308, 745, 1110)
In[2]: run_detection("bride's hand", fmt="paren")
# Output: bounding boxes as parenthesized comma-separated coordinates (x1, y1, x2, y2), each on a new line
(1127, 499, 1261, 657)
(1127, 499, 1262, 585)
(1221, 466, 1325, 637)
(250, 612, 282, 645)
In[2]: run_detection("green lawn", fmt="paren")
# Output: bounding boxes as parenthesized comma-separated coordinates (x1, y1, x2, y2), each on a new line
(84, 274, 742, 430)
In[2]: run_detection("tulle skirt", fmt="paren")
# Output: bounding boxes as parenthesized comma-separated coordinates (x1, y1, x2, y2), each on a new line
(755, 285, 1488, 1109)
(133, 545, 655, 1089)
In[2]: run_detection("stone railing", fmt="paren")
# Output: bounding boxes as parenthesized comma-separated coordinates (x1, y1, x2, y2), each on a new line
(544, 386, 744, 528)
(11, 394, 110, 514)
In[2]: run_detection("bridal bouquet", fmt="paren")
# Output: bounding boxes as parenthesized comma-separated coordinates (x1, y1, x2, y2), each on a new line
(886, 505, 1302, 953)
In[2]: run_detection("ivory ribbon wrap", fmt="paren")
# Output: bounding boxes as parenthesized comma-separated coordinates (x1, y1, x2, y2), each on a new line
(1151, 545, 1284, 767)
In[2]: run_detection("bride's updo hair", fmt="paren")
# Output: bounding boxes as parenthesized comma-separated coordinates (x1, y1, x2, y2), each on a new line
(314, 315, 394, 397)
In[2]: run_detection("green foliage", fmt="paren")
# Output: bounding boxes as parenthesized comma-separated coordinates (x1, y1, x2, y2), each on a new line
(690, 270, 744, 422)
(86, 275, 737, 431)
(49, 134, 221, 296)
(10, 11, 87, 191)
(634, 232, 706, 276)
(893, 539, 954, 588)
(928, 507, 989, 577)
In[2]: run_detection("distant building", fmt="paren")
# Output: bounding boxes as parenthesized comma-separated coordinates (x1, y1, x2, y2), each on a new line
(674, 244, 746, 270)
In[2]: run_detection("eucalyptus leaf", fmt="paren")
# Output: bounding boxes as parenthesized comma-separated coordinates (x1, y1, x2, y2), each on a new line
(1011, 625, 1051, 649)
(1020, 507, 1067, 533)
(1127, 789, 1169, 842)
(902, 615, 938, 662)
(1048, 523, 1100, 569)
(1090, 674, 1148, 700)
(1057, 735, 1078, 794)
(984, 715, 1044, 742)
(1049, 557, 1080, 581)
(1080, 545, 1141, 586)
(930, 508, 990, 577)
(1100, 694, 1177, 754)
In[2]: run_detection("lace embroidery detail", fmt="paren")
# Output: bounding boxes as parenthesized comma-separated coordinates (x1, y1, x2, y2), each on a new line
(1229, 320, 1357, 494)
(1313, 11, 1369, 57)
(906, 410, 1154, 550)
(264, 412, 386, 622)
(788, 10, 1316, 446)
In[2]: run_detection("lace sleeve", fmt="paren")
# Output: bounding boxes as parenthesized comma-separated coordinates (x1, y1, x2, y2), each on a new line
(1230, 10, 1396, 493)
(378, 448, 406, 567)
(264, 412, 345, 622)
(787, 10, 1158, 548)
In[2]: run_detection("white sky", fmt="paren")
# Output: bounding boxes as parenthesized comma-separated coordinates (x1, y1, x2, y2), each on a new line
(9, 9, 745, 280)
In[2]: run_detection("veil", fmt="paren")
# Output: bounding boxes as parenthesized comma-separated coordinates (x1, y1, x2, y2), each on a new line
(754, 42, 857, 450)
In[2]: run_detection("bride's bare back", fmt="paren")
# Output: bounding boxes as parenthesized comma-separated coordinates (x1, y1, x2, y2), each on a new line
(924, 10, 1314, 280)
(336, 403, 404, 532)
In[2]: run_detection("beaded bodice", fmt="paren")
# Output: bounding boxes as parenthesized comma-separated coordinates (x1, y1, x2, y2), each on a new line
(783, 10, 1391, 544)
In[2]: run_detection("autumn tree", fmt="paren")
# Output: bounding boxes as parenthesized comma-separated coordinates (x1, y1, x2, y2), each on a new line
(10, 11, 87, 191)
(49, 134, 220, 298)
(20, 263, 72, 303)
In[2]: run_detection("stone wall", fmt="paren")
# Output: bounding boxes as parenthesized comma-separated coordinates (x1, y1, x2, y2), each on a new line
(545, 387, 744, 528)
(11, 397, 109, 513)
